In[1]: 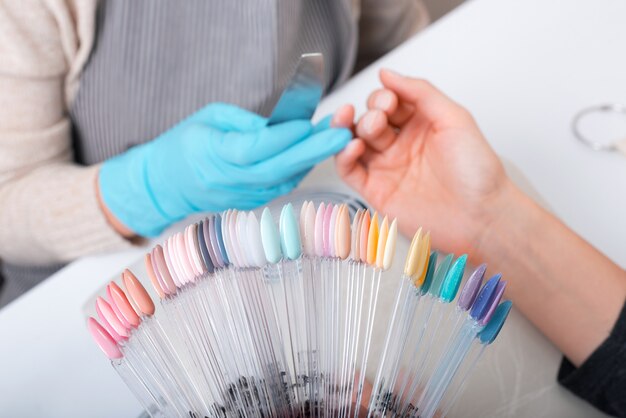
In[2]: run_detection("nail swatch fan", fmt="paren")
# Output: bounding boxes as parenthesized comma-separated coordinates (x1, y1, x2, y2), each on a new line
(86, 201, 511, 417)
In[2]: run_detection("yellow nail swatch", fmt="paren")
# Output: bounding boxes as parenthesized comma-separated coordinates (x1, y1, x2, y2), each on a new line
(359, 211, 371, 263)
(376, 216, 389, 269)
(404, 227, 422, 277)
(414, 232, 431, 286)
(383, 219, 398, 270)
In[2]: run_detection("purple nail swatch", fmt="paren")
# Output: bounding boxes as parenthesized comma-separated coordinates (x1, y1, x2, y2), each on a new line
(479, 281, 507, 326)
(470, 274, 501, 321)
(458, 264, 486, 310)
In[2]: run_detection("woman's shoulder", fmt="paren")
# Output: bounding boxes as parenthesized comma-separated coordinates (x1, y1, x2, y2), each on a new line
(0, 0, 96, 103)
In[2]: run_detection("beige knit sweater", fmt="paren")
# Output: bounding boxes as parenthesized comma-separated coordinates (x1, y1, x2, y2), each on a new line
(0, 0, 427, 266)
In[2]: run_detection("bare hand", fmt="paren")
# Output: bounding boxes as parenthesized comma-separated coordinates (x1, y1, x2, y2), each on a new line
(333, 69, 511, 256)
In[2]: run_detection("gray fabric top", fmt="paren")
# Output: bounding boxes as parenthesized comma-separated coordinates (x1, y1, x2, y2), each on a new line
(1, 0, 356, 306)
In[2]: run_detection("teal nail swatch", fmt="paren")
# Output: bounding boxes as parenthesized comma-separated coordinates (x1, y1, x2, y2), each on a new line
(428, 253, 453, 297)
(420, 252, 438, 294)
(478, 300, 512, 344)
(440, 254, 467, 302)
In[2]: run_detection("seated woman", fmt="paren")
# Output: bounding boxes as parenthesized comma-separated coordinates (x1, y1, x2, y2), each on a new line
(0, 1, 429, 306)
(332, 70, 626, 417)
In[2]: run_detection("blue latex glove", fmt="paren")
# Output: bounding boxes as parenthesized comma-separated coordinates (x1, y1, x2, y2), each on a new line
(99, 103, 350, 237)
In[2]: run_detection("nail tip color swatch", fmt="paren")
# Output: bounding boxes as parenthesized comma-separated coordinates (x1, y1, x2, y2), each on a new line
(86, 201, 511, 418)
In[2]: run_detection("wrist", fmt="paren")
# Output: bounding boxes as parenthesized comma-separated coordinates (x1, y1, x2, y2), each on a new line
(473, 179, 547, 268)
(96, 169, 138, 239)
(471, 176, 626, 366)
(98, 153, 174, 238)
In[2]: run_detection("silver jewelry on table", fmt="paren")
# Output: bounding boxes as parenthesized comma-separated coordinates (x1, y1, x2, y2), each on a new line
(571, 103, 626, 153)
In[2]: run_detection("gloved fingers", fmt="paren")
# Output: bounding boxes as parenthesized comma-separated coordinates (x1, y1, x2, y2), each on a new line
(186, 102, 267, 132)
(212, 120, 314, 165)
(181, 123, 222, 151)
(241, 169, 309, 199)
(204, 171, 308, 209)
(273, 169, 309, 191)
(246, 127, 351, 183)
(217, 182, 297, 204)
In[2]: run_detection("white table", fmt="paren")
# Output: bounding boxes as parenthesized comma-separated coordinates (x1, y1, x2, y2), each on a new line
(2, 0, 625, 416)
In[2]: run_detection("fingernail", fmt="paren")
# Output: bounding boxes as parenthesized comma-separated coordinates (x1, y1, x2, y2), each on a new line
(374, 93, 393, 109)
(361, 112, 379, 134)
(382, 68, 401, 77)
(345, 139, 359, 154)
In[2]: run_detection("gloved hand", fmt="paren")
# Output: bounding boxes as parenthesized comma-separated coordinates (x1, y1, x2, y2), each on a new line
(99, 103, 351, 237)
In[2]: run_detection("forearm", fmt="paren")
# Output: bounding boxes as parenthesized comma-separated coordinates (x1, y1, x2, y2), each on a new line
(476, 181, 626, 366)
(0, 164, 134, 265)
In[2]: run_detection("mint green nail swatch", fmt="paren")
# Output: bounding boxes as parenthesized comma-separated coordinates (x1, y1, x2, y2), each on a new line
(280, 203, 302, 260)
(260, 208, 282, 263)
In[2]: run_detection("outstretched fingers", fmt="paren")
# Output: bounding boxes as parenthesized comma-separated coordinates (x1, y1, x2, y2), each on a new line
(379, 69, 470, 126)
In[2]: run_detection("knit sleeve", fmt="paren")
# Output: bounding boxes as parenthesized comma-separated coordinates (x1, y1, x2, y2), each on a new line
(558, 299, 626, 417)
(0, 0, 133, 266)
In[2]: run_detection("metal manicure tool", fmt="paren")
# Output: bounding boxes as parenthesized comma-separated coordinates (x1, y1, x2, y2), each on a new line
(267, 53, 325, 125)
